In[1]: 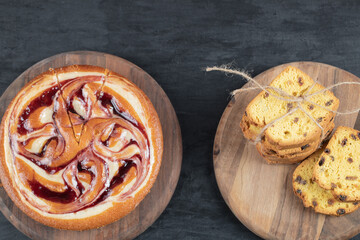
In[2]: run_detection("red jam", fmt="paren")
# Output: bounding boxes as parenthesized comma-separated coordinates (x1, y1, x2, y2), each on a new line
(17, 86, 59, 135)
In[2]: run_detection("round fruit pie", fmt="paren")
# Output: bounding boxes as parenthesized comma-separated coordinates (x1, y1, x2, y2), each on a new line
(0, 65, 163, 230)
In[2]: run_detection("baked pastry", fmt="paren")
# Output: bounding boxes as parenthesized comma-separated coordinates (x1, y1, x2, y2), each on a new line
(293, 149, 360, 216)
(0, 65, 163, 230)
(313, 126, 360, 202)
(240, 66, 339, 163)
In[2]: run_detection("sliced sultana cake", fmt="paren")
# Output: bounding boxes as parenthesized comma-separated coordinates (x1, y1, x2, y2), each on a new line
(314, 126, 360, 202)
(293, 149, 360, 216)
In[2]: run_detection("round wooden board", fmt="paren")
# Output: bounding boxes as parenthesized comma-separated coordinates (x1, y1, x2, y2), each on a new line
(0, 51, 182, 240)
(213, 62, 360, 240)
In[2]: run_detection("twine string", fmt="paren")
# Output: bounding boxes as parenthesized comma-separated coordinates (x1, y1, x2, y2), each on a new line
(305, 77, 318, 95)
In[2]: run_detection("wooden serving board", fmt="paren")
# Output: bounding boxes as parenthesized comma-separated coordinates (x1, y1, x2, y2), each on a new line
(213, 62, 360, 240)
(0, 51, 182, 240)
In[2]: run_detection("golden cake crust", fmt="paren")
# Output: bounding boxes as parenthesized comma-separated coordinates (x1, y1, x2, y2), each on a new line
(0, 65, 163, 230)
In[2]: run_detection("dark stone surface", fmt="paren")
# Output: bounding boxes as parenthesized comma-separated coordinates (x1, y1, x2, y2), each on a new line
(0, 0, 360, 239)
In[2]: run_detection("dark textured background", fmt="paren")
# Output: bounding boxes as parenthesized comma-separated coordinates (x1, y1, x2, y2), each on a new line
(1, 0, 360, 239)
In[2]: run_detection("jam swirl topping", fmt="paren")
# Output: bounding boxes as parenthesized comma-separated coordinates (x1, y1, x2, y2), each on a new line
(9, 76, 150, 214)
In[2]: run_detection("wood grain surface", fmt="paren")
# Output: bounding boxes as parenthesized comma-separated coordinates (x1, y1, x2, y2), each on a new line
(213, 62, 360, 240)
(0, 51, 182, 240)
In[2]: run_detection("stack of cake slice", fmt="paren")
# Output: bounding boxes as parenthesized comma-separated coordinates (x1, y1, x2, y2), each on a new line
(240, 66, 339, 164)
(293, 126, 360, 216)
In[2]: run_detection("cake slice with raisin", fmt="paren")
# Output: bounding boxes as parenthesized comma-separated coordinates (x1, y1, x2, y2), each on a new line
(314, 126, 360, 202)
(293, 149, 359, 216)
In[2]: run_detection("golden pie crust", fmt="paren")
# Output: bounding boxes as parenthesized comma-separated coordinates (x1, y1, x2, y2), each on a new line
(0, 65, 163, 230)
